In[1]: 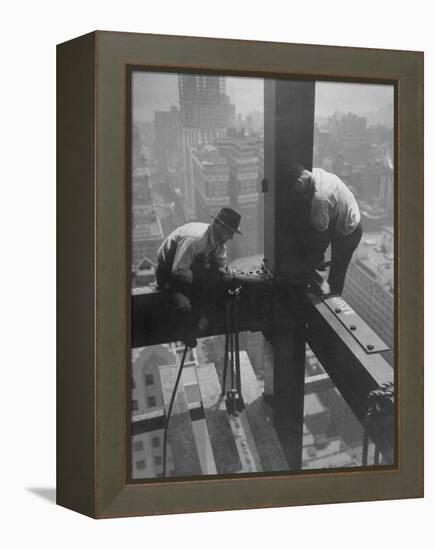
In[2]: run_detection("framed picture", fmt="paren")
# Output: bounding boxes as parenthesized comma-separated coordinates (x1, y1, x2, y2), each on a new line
(57, 31, 423, 518)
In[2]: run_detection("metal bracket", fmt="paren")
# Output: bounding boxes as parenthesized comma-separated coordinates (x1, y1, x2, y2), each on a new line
(322, 295, 389, 354)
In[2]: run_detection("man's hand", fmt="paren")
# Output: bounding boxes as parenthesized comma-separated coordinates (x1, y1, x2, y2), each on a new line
(191, 255, 222, 289)
(202, 263, 221, 288)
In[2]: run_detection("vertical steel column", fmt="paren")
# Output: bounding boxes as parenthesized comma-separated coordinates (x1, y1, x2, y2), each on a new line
(264, 78, 316, 276)
(263, 78, 316, 469)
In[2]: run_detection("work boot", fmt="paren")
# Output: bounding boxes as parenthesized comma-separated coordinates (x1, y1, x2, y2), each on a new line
(181, 335, 197, 349)
(180, 327, 198, 349)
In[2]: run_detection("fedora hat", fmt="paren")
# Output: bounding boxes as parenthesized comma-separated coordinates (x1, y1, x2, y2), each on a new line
(211, 207, 242, 235)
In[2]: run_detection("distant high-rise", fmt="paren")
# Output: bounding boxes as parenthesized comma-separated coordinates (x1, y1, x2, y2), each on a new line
(338, 112, 368, 141)
(343, 227, 394, 363)
(178, 75, 234, 219)
(191, 143, 230, 220)
(179, 75, 231, 128)
(131, 172, 164, 268)
(214, 133, 263, 258)
(153, 106, 180, 174)
(359, 159, 394, 213)
(190, 132, 263, 261)
(132, 123, 142, 171)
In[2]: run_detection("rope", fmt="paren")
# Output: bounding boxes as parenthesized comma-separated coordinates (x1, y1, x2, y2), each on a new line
(361, 382, 394, 467)
(221, 286, 244, 414)
(362, 411, 372, 466)
(233, 296, 241, 396)
(162, 344, 189, 477)
(221, 306, 230, 396)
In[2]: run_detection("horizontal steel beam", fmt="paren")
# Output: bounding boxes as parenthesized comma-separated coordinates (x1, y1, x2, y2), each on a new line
(131, 285, 272, 348)
(305, 293, 394, 464)
(322, 295, 389, 354)
(131, 286, 395, 465)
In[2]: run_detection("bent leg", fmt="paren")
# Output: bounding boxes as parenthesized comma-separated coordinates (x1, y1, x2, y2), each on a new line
(328, 223, 363, 294)
(171, 292, 198, 348)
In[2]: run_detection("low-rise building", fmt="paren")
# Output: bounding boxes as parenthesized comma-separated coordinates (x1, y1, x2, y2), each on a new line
(343, 227, 394, 362)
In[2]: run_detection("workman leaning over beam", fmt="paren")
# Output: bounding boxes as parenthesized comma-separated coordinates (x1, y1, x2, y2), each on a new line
(156, 207, 242, 348)
(289, 164, 363, 295)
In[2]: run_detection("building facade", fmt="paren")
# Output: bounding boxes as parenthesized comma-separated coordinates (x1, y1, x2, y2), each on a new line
(190, 132, 263, 261)
(178, 75, 234, 219)
(191, 143, 231, 220)
(131, 344, 178, 478)
(215, 133, 262, 258)
(153, 106, 181, 175)
(343, 227, 394, 362)
(131, 172, 164, 269)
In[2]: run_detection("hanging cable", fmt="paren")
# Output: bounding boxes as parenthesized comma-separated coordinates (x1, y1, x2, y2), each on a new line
(221, 285, 244, 415)
(162, 344, 189, 477)
(361, 382, 394, 466)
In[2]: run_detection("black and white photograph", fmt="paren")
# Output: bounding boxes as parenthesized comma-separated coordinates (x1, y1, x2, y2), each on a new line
(129, 71, 395, 480)
(5, 0, 429, 539)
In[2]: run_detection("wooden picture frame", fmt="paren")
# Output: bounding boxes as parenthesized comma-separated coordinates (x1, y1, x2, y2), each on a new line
(57, 30, 423, 518)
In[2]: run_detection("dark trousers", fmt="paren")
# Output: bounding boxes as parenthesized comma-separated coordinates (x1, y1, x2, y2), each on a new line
(156, 263, 196, 332)
(328, 222, 363, 294)
(156, 263, 221, 339)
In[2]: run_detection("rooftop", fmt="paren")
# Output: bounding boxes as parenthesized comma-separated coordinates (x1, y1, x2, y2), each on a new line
(355, 230, 394, 290)
(132, 208, 164, 242)
(131, 255, 394, 478)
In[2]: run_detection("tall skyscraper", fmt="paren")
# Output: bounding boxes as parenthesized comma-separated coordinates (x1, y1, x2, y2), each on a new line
(215, 133, 263, 258)
(190, 132, 263, 262)
(191, 143, 230, 220)
(178, 75, 234, 219)
(153, 106, 180, 174)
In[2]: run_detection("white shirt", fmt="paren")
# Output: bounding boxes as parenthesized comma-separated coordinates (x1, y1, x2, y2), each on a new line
(310, 168, 361, 237)
(157, 222, 227, 283)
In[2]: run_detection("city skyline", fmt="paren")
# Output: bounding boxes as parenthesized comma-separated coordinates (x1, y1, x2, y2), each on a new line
(130, 72, 395, 479)
(132, 71, 393, 126)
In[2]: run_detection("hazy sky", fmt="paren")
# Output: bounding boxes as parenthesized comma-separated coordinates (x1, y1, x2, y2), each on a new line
(132, 71, 393, 125)
(315, 81, 393, 120)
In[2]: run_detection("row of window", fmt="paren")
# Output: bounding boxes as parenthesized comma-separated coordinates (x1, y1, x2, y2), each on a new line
(238, 182, 258, 193)
(131, 395, 157, 410)
(133, 436, 161, 453)
(237, 172, 259, 181)
(206, 187, 228, 197)
(344, 283, 393, 346)
(135, 455, 162, 470)
(204, 175, 229, 182)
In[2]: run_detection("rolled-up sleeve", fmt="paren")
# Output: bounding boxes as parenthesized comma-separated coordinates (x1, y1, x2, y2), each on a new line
(311, 198, 330, 232)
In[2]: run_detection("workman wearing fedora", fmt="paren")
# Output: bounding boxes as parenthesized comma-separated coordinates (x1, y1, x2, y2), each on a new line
(156, 207, 242, 347)
(291, 165, 363, 295)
